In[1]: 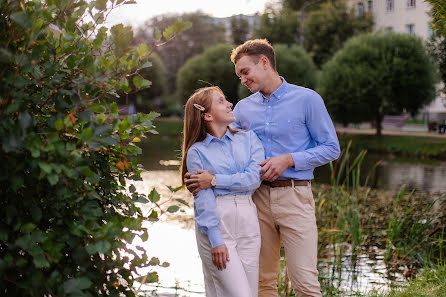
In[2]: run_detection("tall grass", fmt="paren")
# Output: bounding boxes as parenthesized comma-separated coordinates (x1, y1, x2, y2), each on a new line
(277, 142, 445, 296)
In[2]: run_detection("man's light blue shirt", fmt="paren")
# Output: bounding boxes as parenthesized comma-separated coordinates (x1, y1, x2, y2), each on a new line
(232, 78, 340, 180)
(186, 129, 265, 248)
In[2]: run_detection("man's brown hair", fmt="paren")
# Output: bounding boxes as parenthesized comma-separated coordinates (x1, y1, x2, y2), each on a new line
(230, 39, 276, 71)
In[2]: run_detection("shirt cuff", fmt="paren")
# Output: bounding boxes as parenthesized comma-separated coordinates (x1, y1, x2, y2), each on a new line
(215, 174, 231, 189)
(291, 151, 309, 171)
(208, 227, 224, 248)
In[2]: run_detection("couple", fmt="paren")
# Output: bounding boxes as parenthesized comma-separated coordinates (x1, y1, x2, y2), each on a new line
(180, 39, 340, 297)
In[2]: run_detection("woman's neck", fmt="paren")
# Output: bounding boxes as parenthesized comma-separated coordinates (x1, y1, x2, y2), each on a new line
(208, 124, 228, 139)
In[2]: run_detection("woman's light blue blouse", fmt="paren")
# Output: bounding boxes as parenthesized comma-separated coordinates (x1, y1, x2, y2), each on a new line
(186, 129, 265, 248)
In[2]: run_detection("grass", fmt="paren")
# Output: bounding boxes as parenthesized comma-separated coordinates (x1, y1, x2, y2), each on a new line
(337, 134, 446, 159)
(368, 261, 446, 297)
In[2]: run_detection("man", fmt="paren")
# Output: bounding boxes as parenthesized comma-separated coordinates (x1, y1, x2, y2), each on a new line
(187, 39, 340, 296)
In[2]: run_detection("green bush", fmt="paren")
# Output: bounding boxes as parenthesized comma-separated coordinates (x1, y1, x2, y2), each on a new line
(319, 32, 436, 135)
(238, 43, 318, 99)
(176, 43, 240, 104)
(0, 1, 188, 295)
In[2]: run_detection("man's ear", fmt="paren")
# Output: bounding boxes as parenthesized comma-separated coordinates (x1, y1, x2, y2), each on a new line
(260, 55, 269, 70)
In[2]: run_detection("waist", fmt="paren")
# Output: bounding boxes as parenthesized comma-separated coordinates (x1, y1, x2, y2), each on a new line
(261, 179, 310, 188)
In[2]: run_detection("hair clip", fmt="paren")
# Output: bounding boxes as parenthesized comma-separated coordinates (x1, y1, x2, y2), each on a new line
(193, 103, 205, 112)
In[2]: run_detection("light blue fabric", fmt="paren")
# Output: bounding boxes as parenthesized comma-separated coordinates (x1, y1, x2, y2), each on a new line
(232, 77, 340, 180)
(186, 129, 265, 248)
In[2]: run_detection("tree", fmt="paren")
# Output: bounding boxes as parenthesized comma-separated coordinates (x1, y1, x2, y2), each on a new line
(254, 6, 300, 45)
(176, 44, 240, 105)
(319, 33, 436, 135)
(304, 1, 374, 67)
(238, 44, 318, 98)
(426, 0, 446, 36)
(128, 53, 168, 113)
(136, 11, 226, 93)
(0, 0, 188, 295)
(230, 15, 250, 45)
(426, 0, 446, 94)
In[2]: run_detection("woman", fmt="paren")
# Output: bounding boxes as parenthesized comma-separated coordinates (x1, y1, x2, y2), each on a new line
(181, 86, 264, 297)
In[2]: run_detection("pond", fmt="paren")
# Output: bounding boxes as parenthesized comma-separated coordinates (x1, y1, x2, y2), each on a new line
(131, 138, 445, 296)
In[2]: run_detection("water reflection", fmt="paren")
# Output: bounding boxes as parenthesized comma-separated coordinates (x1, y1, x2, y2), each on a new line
(129, 170, 410, 296)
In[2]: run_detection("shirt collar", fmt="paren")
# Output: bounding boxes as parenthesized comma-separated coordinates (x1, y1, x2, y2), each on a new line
(203, 129, 234, 146)
(255, 76, 288, 103)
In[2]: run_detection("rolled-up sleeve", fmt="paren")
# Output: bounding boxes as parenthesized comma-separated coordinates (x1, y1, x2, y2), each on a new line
(186, 147, 224, 248)
(291, 93, 340, 170)
(215, 131, 264, 192)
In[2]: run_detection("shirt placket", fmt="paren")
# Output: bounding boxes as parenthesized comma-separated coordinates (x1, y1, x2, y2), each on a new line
(265, 99, 273, 158)
(220, 139, 236, 172)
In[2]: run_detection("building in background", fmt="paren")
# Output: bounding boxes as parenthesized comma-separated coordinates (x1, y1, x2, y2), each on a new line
(349, 0, 446, 125)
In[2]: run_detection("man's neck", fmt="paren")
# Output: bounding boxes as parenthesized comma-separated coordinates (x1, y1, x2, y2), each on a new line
(261, 74, 283, 100)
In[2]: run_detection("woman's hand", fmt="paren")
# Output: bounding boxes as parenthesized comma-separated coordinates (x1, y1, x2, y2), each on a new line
(212, 244, 229, 270)
(186, 170, 215, 196)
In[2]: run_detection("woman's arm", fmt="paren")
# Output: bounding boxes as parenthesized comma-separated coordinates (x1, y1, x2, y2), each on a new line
(189, 131, 265, 193)
(186, 148, 224, 248)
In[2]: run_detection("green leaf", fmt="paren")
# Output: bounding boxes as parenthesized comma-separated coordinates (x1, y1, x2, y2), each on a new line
(148, 257, 160, 266)
(18, 112, 32, 129)
(94, 0, 107, 10)
(162, 21, 192, 40)
(168, 185, 185, 192)
(95, 240, 111, 254)
(167, 206, 179, 213)
(129, 184, 136, 193)
(110, 102, 118, 115)
(88, 103, 107, 113)
(175, 199, 189, 207)
(161, 261, 170, 267)
(124, 0, 137, 4)
(47, 173, 59, 185)
(148, 189, 160, 203)
(133, 76, 151, 89)
(136, 43, 148, 57)
(148, 210, 158, 220)
(33, 254, 50, 268)
(54, 118, 64, 130)
(64, 277, 92, 293)
(38, 162, 52, 174)
(80, 127, 94, 142)
(10, 11, 31, 28)
(20, 223, 36, 233)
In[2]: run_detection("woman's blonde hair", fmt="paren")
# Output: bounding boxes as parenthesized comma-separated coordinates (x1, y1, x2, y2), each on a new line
(180, 86, 239, 184)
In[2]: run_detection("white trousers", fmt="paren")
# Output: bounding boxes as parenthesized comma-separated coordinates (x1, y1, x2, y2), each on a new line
(196, 194, 261, 297)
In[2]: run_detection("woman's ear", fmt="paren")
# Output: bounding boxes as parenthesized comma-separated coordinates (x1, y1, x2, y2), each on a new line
(203, 113, 213, 122)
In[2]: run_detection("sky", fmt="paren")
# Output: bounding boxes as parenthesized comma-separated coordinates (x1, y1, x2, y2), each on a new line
(105, 0, 277, 28)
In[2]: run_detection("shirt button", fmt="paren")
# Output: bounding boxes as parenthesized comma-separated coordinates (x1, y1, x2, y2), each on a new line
(268, 106, 271, 108)
(266, 122, 269, 125)
(268, 139, 270, 142)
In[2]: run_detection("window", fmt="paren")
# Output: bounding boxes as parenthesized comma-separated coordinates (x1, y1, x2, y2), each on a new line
(367, 0, 373, 10)
(428, 22, 433, 38)
(407, 0, 416, 8)
(386, 27, 393, 32)
(357, 2, 365, 17)
(406, 24, 415, 35)
(386, 0, 394, 12)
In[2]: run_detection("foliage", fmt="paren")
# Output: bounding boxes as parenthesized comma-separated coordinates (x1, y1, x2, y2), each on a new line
(0, 0, 187, 295)
(176, 43, 240, 105)
(254, 6, 300, 45)
(427, 0, 446, 95)
(304, 0, 374, 67)
(238, 44, 318, 98)
(136, 12, 226, 93)
(127, 53, 168, 113)
(282, 0, 328, 11)
(230, 15, 251, 45)
(426, 0, 446, 36)
(319, 33, 436, 135)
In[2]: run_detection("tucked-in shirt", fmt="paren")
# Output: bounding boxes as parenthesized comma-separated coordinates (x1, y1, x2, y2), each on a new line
(186, 129, 265, 248)
(232, 78, 340, 180)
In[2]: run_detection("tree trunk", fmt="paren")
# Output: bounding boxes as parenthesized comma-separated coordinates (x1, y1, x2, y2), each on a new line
(375, 112, 383, 136)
